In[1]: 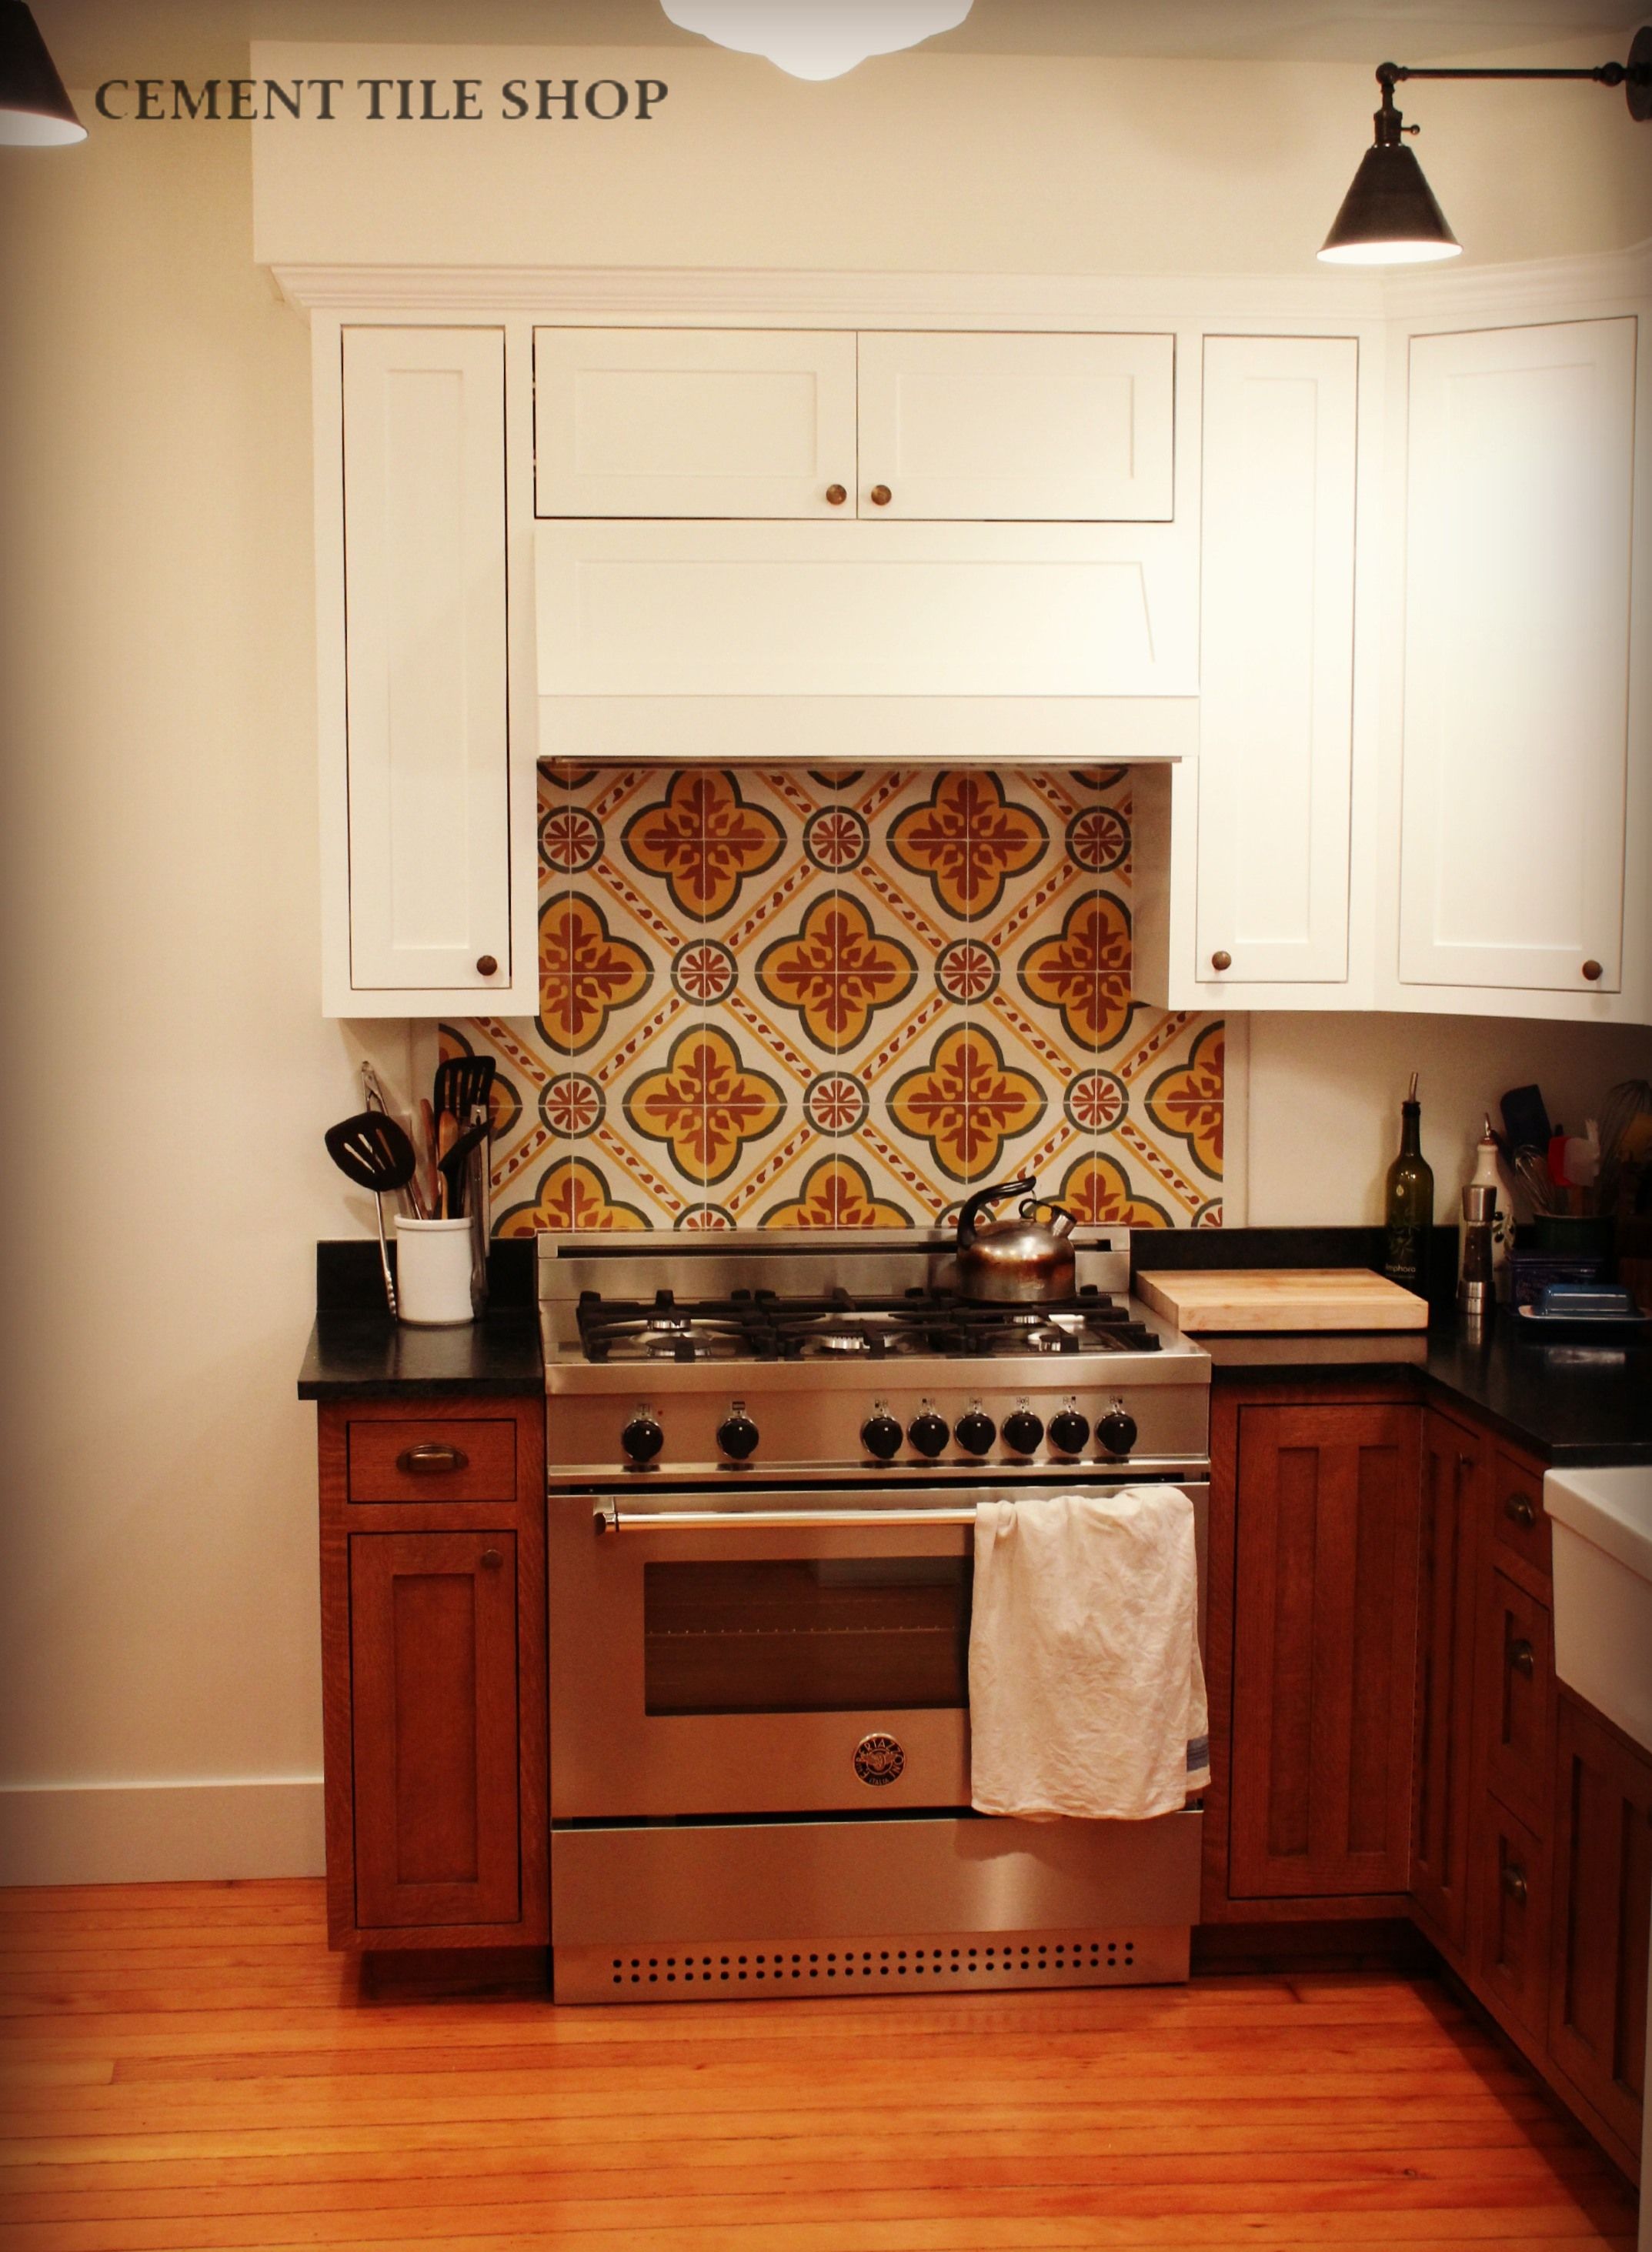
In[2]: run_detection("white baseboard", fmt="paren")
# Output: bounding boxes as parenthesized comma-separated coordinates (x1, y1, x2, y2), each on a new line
(0, 1778, 325, 1887)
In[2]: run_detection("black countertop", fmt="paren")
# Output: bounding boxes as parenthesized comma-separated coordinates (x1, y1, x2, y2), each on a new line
(1203, 1325, 1652, 1467)
(297, 1239, 544, 1400)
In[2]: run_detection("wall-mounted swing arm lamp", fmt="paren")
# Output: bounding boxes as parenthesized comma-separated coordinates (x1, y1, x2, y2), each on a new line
(0, 0, 85, 144)
(1320, 28, 1651, 265)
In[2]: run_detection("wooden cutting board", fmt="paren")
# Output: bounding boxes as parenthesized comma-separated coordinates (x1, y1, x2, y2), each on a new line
(1136, 1267, 1429, 1333)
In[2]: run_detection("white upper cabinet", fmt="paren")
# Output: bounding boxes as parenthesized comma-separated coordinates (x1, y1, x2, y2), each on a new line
(534, 327, 1175, 521)
(856, 332, 1174, 519)
(339, 327, 512, 999)
(1196, 335, 1358, 985)
(534, 329, 857, 519)
(1398, 319, 1636, 996)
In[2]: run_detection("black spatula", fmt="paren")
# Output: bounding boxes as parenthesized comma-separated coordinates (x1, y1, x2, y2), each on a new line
(434, 1054, 497, 1129)
(438, 1121, 489, 1219)
(325, 1111, 417, 1318)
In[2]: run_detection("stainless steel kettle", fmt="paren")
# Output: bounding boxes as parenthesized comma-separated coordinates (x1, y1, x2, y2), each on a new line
(955, 1176, 1078, 1303)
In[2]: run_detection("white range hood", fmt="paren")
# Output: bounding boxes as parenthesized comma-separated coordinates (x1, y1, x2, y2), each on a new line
(533, 518, 1199, 765)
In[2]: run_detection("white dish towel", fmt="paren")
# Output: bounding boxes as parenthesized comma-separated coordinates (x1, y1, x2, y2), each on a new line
(970, 1487, 1210, 1821)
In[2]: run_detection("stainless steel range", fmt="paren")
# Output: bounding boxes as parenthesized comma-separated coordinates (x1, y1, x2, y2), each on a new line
(540, 1229, 1212, 2005)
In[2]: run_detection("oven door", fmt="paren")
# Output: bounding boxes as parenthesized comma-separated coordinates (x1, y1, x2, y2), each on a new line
(548, 1481, 1208, 1822)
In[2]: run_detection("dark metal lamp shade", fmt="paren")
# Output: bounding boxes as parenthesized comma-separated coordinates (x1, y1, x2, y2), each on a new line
(1320, 141, 1460, 264)
(0, 1, 85, 145)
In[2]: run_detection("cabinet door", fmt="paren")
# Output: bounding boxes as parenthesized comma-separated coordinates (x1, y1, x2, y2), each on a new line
(535, 329, 857, 518)
(1230, 1403, 1422, 1897)
(1549, 1688, 1652, 2160)
(1478, 1569, 1554, 1836)
(349, 1532, 520, 1930)
(1398, 319, 1635, 995)
(1411, 1413, 1480, 1957)
(1472, 1794, 1553, 2043)
(342, 328, 511, 995)
(1196, 335, 1357, 986)
(856, 332, 1174, 520)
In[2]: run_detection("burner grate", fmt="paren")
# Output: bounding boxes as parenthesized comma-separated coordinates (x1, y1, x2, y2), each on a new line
(574, 1286, 1161, 1366)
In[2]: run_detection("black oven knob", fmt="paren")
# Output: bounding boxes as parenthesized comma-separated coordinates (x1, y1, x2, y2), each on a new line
(1003, 1409, 1044, 1457)
(621, 1413, 663, 1466)
(716, 1411, 759, 1463)
(955, 1409, 996, 1457)
(861, 1413, 903, 1462)
(908, 1410, 949, 1460)
(1050, 1409, 1091, 1456)
(1097, 1408, 1138, 1457)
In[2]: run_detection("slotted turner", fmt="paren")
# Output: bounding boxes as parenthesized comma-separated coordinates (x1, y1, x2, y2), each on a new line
(324, 1111, 418, 1318)
(433, 1054, 496, 1127)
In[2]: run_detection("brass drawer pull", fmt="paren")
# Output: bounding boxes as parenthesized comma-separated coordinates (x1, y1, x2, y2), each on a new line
(1509, 1637, 1536, 1680)
(480, 1548, 504, 1570)
(869, 484, 893, 506)
(396, 1442, 469, 1475)
(1582, 960, 1603, 982)
(826, 483, 848, 506)
(1504, 1491, 1537, 1530)
(1210, 950, 1232, 973)
(1502, 1862, 1529, 1906)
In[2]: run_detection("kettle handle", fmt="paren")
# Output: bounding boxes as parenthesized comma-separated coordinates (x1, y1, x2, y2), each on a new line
(956, 1176, 1036, 1249)
(1020, 1196, 1078, 1239)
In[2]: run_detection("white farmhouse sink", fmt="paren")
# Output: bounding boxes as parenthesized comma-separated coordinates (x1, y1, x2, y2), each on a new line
(1544, 1464, 1652, 1753)
(1542, 1462, 1652, 2252)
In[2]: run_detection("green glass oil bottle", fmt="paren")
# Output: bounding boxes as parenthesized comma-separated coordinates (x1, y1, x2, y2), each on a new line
(1384, 1072, 1434, 1296)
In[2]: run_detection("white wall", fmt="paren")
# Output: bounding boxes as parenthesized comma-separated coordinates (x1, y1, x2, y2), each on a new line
(1243, 1013, 1652, 1226)
(0, 25, 1647, 1883)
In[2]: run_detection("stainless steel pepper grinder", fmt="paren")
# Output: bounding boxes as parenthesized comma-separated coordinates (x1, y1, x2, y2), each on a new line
(1457, 1181, 1497, 1326)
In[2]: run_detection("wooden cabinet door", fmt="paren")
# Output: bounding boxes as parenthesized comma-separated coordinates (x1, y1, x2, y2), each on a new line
(341, 327, 511, 999)
(1478, 1570, 1555, 1836)
(1411, 1413, 1481, 1957)
(856, 332, 1174, 520)
(1472, 1794, 1553, 2042)
(534, 328, 858, 519)
(1230, 1403, 1422, 1898)
(1398, 318, 1634, 996)
(349, 1532, 521, 1930)
(1549, 1688, 1652, 2160)
(1196, 335, 1357, 989)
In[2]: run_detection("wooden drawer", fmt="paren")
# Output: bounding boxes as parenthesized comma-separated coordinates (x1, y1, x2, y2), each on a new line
(346, 1418, 517, 1503)
(1491, 1447, 1550, 1584)
(1471, 1795, 1552, 2041)
(1478, 1570, 1554, 1835)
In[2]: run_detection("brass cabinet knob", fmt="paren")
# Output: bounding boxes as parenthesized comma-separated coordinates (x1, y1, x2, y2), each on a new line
(1210, 950, 1232, 973)
(480, 1549, 504, 1571)
(869, 484, 893, 506)
(396, 1443, 469, 1475)
(1504, 1490, 1537, 1530)
(476, 955, 499, 978)
(1502, 1862, 1529, 1906)
(826, 483, 848, 506)
(1509, 1637, 1536, 1680)
(1582, 959, 1604, 982)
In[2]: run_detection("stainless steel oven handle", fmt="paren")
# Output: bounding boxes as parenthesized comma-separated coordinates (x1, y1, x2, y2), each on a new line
(593, 1501, 983, 1535)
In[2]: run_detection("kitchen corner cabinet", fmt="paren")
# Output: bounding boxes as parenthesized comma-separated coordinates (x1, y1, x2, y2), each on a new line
(317, 1398, 547, 1950)
(1410, 1408, 1483, 1960)
(315, 325, 537, 1019)
(1397, 319, 1637, 1002)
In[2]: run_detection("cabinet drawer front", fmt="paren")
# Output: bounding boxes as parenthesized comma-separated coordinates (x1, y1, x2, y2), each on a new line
(1479, 1570, 1554, 1833)
(1491, 1450, 1551, 1583)
(347, 1419, 517, 1503)
(349, 1532, 521, 1930)
(1472, 1797, 1552, 2041)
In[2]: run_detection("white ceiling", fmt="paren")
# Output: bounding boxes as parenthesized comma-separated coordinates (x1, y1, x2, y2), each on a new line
(37, 0, 1647, 82)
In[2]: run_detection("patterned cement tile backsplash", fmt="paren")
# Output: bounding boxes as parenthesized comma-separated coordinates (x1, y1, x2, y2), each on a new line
(450, 765, 1223, 1235)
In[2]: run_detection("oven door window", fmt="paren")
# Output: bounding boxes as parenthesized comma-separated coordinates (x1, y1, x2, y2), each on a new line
(642, 1557, 970, 1716)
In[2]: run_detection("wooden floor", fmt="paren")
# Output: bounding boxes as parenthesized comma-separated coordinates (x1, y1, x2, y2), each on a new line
(0, 1880, 1639, 2251)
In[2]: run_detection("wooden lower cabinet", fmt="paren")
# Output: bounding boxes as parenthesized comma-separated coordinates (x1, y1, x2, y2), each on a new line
(1470, 1793, 1553, 2041)
(317, 1396, 548, 1951)
(1410, 1410, 1483, 1960)
(1223, 1395, 1421, 1901)
(1548, 1689, 1652, 2167)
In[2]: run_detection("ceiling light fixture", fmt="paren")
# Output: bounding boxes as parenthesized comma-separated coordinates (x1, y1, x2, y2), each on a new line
(659, 0, 973, 82)
(1320, 28, 1652, 266)
(0, 0, 85, 145)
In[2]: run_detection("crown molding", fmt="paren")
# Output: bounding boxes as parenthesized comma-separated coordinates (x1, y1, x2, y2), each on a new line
(272, 240, 1651, 327)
